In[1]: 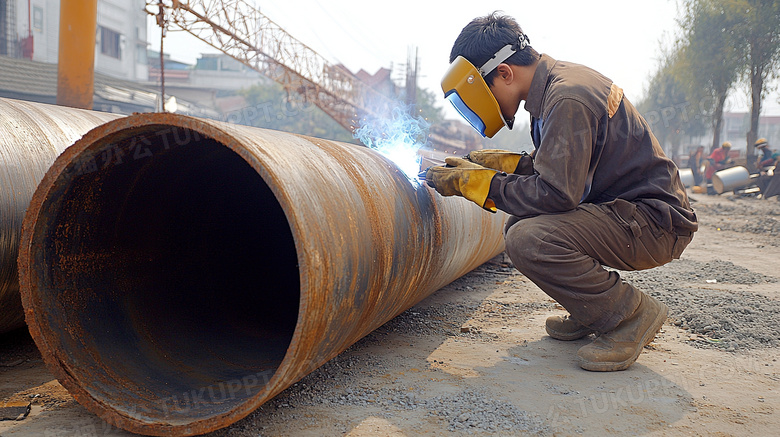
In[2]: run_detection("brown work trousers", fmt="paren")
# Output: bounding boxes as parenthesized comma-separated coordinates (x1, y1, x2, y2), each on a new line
(504, 199, 692, 333)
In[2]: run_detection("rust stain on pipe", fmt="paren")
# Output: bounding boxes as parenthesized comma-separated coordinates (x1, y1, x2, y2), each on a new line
(18, 113, 507, 435)
(0, 98, 121, 333)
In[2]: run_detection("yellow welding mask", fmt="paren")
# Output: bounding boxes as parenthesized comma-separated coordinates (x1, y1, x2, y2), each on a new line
(441, 44, 517, 138)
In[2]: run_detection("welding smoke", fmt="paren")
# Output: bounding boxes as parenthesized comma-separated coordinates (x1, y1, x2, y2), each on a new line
(353, 104, 430, 179)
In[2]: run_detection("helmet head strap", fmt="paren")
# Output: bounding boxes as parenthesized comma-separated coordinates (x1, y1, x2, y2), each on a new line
(477, 33, 529, 77)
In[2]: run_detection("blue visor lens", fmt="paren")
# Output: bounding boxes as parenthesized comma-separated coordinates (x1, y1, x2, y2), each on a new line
(444, 90, 487, 137)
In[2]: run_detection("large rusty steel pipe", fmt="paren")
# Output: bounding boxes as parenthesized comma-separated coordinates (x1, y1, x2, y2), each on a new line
(0, 98, 121, 333)
(19, 113, 507, 435)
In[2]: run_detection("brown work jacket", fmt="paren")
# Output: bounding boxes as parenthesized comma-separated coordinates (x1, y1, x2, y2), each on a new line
(488, 54, 698, 236)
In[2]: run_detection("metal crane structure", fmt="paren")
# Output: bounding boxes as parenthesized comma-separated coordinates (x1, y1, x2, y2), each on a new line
(147, 0, 402, 131)
(145, 0, 463, 158)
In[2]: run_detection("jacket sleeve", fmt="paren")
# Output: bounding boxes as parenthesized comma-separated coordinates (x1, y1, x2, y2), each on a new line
(487, 98, 596, 218)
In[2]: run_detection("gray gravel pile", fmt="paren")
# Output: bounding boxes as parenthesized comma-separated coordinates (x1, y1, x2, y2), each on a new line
(663, 287, 780, 350)
(273, 380, 421, 411)
(693, 196, 780, 217)
(623, 258, 776, 286)
(240, 353, 551, 435)
(692, 196, 780, 239)
(705, 215, 780, 237)
(619, 259, 779, 350)
(372, 301, 477, 338)
(421, 388, 549, 434)
(269, 353, 391, 407)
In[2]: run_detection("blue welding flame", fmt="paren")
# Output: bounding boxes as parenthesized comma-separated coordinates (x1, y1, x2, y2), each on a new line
(353, 105, 430, 181)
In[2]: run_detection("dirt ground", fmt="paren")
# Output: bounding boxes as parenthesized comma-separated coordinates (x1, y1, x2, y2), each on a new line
(1, 191, 778, 437)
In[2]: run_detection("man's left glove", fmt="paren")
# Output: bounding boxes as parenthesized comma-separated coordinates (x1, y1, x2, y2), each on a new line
(465, 149, 533, 175)
(425, 157, 498, 212)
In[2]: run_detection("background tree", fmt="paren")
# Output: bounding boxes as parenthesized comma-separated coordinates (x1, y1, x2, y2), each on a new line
(238, 82, 356, 142)
(732, 0, 780, 170)
(236, 82, 448, 146)
(677, 0, 742, 152)
(637, 48, 702, 161)
(414, 86, 446, 126)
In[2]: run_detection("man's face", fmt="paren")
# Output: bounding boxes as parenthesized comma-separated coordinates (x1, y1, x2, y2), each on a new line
(488, 81, 518, 129)
(487, 64, 521, 129)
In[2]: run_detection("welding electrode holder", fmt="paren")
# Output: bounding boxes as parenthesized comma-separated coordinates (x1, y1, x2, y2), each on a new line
(418, 162, 457, 185)
(419, 153, 476, 182)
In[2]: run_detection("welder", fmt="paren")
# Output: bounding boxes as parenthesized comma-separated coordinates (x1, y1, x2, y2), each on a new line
(426, 12, 698, 371)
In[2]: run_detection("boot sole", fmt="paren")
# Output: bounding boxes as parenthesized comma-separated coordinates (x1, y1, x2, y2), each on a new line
(577, 302, 669, 372)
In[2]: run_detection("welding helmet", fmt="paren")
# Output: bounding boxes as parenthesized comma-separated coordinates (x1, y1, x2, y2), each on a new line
(442, 43, 520, 138)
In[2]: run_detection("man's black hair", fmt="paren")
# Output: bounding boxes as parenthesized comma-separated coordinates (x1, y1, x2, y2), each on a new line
(449, 12, 540, 85)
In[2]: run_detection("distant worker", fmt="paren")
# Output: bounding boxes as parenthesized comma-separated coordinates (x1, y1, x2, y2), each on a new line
(689, 146, 705, 187)
(756, 151, 780, 199)
(705, 141, 733, 194)
(425, 12, 697, 372)
(755, 138, 774, 170)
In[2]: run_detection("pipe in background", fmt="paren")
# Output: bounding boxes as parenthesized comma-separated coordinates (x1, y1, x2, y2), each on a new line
(0, 98, 121, 333)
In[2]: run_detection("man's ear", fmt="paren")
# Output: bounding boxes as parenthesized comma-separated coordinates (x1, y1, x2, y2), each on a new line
(495, 63, 513, 83)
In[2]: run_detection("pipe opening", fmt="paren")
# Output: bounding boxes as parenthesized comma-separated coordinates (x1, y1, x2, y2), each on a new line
(31, 126, 300, 422)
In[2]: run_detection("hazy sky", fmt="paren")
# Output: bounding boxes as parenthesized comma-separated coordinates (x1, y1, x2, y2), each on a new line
(148, 0, 779, 118)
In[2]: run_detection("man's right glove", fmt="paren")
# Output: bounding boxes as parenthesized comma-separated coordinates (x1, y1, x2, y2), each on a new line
(465, 149, 534, 175)
(425, 157, 498, 212)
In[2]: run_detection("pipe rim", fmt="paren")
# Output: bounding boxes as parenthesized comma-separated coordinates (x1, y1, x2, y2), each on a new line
(18, 113, 310, 435)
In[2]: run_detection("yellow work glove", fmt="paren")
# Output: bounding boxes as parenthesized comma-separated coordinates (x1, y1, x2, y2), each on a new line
(425, 157, 498, 212)
(465, 149, 533, 175)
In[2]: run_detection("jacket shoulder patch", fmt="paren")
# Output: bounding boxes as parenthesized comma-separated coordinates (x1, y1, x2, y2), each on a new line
(607, 83, 623, 118)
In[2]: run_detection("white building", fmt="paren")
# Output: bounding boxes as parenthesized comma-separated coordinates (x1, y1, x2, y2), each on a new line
(2, 0, 148, 82)
(189, 53, 265, 91)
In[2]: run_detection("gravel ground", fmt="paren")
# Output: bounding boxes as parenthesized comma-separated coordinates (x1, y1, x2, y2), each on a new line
(2, 192, 779, 437)
(212, 259, 554, 436)
(692, 194, 780, 244)
(621, 194, 780, 351)
(621, 259, 780, 351)
(218, 190, 780, 435)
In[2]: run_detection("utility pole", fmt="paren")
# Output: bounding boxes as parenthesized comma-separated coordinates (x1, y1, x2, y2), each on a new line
(405, 45, 418, 107)
(156, 0, 167, 111)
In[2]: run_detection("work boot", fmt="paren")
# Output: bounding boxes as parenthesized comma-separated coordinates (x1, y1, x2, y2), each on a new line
(545, 314, 596, 341)
(576, 293, 668, 372)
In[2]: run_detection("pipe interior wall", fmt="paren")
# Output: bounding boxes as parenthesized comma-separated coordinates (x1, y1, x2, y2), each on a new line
(19, 113, 507, 435)
(0, 98, 121, 333)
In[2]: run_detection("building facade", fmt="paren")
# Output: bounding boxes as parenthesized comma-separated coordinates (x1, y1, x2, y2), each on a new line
(2, 0, 148, 81)
(683, 112, 780, 155)
(719, 112, 780, 151)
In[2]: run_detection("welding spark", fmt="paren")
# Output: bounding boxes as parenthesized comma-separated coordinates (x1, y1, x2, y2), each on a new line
(353, 105, 430, 181)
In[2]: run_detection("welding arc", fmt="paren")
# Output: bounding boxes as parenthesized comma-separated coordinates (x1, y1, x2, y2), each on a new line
(18, 112, 507, 436)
